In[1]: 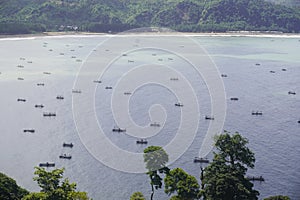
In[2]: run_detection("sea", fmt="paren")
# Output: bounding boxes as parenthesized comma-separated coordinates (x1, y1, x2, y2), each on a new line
(0, 33, 299, 200)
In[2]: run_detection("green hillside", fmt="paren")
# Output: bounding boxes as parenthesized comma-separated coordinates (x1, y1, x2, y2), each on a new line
(0, 0, 300, 34)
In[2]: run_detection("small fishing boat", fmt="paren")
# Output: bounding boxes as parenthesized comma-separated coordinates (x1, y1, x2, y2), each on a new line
(39, 162, 55, 167)
(93, 80, 102, 83)
(124, 92, 132, 95)
(56, 96, 64, 100)
(112, 127, 126, 132)
(251, 111, 263, 115)
(205, 116, 214, 120)
(175, 103, 184, 107)
(17, 77, 24, 80)
(170, 77, 179, 81)
(23, 129, 35, 133)
(37, 83, 45, 86)
(43, 72, 51, 75)
(193, 157, 209, 163)
(270, 70, 276, 73)
(59, 154, 72, 159)
(35, 104, 44, 108)
(43, 112, 56, 117)
(150, 122, 161, 127)
(221, 74, 228, 77)
(136, 139, 148, 144)
(17, 65, 24, 68)
(230, 97, 239, 101)
(247, 176, 264, 182)
(63, 143, 73, 148)
(105, 86, 113, 90)
(17, 98, 26, 102)
(288, 91, 296, 95)
(72, 89, 82, 94)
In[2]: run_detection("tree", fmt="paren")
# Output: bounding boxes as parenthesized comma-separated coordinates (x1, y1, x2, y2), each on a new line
(143, 146, 169, 200)
(130, 192, 146, 200)
(201, 131, 259, 200)
(0, 172, 29, 200)
(164, 168, 200, 200)
(22, 167, 90, 200)
(264, 196, 291, 200)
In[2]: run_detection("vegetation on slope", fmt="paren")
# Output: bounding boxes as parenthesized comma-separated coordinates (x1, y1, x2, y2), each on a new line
(0, 0, 300, 34)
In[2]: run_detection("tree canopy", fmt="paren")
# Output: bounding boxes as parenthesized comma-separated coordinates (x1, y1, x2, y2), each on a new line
(0, 172, 28, 200)
(22, 167, 90, 200)
(201, 131, 259, 200)
(130, 192, 146, 200)
(143, 146, 170, 200)
(164, 168, 200, 200)
(0, 0, 300, 34)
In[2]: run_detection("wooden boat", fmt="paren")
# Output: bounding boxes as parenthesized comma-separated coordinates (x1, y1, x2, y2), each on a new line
(23, 129, 35, 133)
(39, 162, 55, 167)
(247, 176, 264, 181)
(282, 68, 287, 71)
(56, 96, 64, 100)
(93, 80, 102, 83)
(43, 112, 56, 117)
(128, 60, 134, 63)
(298, 120, 300, 124)
(251, 111, 263, 115)
(205, 116, 214, 120)
(72, 89, 82, 94)
(63, 143, 73, 148)
(112, 127, 126, 132)
(124, 92, 132, 95)
(221, 74, 228, 77)
(105, 86, 113, 90)
(37, 83, 45, 86)
(17, 98, 26, 102)
(17, 77, 24, 80)
(255, 63, 261, 66)
(288, 91, 296, 95)
(230, 97, 239, 101)
(136, 139, 148, 144)
(175, 103, 184, 107)
(59, 154, 72, 159)
(17, 65, 24, 68)
(170, 77, 179, 81)
(150, 122, 161, 127)
(194, 157, 209, 163)
(43, 72, 51, 75)
(35, 104, 44, 108)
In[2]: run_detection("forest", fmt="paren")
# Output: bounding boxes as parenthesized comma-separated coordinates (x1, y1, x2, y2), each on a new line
(0, 0, 300, 34)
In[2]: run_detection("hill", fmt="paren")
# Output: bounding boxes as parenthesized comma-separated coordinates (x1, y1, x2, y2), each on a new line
(0, 0, 300, 34)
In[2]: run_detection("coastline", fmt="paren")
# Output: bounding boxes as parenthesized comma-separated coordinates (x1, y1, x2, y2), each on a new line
(1, 31, 300, 39)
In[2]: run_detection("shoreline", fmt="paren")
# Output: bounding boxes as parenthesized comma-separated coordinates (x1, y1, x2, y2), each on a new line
(1, 31, 300, 39)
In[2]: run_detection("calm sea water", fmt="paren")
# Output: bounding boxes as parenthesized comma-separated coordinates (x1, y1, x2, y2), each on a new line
(0, 35, 299, 200)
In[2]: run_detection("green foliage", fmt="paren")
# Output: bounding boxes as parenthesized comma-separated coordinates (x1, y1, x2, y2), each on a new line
(201, 131, 259, 200)
(0, 172, 29, 200)
(164, 168, 200, 200)
(0, 0, 300, 33)
(130, 192, 146, 200)
(23, 167, 90, 200)
(143, 146, 169, 200)
(264, 195, 291, 200)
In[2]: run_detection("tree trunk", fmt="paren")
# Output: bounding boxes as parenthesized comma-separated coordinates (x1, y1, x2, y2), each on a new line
(150, 184, 154, 200)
